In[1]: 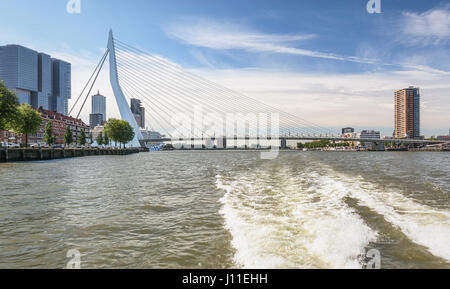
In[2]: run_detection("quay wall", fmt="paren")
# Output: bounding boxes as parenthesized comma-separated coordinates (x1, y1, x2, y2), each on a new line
(0, 148, 141, 163)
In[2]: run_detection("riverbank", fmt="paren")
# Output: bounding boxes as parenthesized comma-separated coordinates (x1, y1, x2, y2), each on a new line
(0, 147, 142, 162)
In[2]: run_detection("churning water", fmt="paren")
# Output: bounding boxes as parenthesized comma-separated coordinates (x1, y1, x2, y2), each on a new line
(0, 151, 448, 268)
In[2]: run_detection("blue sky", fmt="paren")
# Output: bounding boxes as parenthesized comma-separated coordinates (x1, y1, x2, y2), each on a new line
(1, 0, 449, 136)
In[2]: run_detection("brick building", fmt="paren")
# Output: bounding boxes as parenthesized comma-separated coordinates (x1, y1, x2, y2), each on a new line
(0, 130, 25, 146)
(28, 107, 89, 146)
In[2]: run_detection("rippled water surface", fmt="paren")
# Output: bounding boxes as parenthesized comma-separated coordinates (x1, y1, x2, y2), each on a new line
(0, 151, 449, 268)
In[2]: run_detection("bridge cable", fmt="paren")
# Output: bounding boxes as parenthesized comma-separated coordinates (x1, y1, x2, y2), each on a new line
(75, 49, 109, 119)
(69, 49, 109, 116)
(114, 39, 337, 136)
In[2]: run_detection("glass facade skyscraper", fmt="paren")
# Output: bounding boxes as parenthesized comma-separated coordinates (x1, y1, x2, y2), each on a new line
(38, 53, 52, 110)
(0, 44, 71, 115)
(91, 91, 107, 122)
(0, 45, 38, 105)
(52, 59, 71, 115)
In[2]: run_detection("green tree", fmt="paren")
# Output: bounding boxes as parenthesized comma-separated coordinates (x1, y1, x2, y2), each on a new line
(103, 132, 110, 146)
(78, 129, 87, 146)
(104, 119, 135, 148)
(119, 121, 135, 148)
(43, 120, 56, 146)
(64, 126, 73, 147)
(12, 104, 42, 147)
(89, 132, 94, 145)
(104, 119, 121, 146)
(0, 81, 19, 130)
(96, 132, 104, 146)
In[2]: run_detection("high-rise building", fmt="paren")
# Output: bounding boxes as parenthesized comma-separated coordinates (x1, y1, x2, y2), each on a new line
(89, 113, 104, 129)
(394, 87, 420, 139)
(91, 91, 106, 122)
(0, 44, 71, 114)
(52, 59, 71, 115)
(0, 45, 38, 105)
(130, 98, 145, 129)
(38, 53, 52, 110)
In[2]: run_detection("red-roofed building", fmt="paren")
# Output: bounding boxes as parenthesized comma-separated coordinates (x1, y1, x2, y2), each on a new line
(28, 107, 89, 146)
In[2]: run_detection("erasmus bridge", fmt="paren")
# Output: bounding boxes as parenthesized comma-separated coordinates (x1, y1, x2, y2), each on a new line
(70, 31, 446, 148)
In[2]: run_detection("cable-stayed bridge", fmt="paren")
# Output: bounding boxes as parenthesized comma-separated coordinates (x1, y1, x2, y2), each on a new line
(70, 31, 447, 148)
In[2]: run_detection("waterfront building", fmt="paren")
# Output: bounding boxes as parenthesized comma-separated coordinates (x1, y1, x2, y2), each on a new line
(130, 98, 145, 129)
(394, 87, 420, 139)
(0, 130, 25, 146)
(359, 130, 381, 150)
(28, 107, 89, 146)
(91, 125, 105, 144)
(341, 131, 358, 147)
(342, 127, 355, 135)
(140, 129, 162, 140)
(437, 135, 450, 141)
(92, 91, 106, 122)
(0, 45, 71, 114)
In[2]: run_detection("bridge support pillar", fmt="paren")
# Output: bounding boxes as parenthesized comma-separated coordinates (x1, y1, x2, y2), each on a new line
(281, 139, 287, 149)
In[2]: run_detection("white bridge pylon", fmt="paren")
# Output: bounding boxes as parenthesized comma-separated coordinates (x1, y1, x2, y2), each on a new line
(107, 30, 143, 147)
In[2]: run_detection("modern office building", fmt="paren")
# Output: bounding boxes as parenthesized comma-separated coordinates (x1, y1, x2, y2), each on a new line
(92, 91, 106, 122)
(394, 87, 420, 139)
(38, 53, 52, 110)
(89, 113, 104, 129)
(342, 127, 355, 135)
(130, 98, 146, 129)
(52, 59, 71, 115)
(0, 45, 38, 105)
(0, 44, 71, 114)
(359, 130, 381, 150)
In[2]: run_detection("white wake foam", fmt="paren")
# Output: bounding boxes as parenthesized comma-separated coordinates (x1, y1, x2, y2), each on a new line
(325, 172, 450, 262)
(217, 167, 378, 269)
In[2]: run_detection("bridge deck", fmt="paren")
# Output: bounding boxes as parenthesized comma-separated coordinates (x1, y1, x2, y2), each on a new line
(142, 137, 449, 145)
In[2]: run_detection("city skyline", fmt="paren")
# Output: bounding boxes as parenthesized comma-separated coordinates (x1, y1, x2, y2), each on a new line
(1, 1, 450, 272)
(0, 1, 448, 136)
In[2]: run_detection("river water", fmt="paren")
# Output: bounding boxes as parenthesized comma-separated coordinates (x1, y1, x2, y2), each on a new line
(0, 151, 449, 269)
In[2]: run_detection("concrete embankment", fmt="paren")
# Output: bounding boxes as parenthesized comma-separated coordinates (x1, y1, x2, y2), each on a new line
(0, 148, 143, 162)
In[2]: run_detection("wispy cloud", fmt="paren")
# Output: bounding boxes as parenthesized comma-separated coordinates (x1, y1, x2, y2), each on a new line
(165, 19, 381, 65)
(400, 6, 450, 45)
(165, 18, 450, 75)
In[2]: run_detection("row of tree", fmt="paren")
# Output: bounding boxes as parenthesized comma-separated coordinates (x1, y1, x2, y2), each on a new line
(297, 140, 350, 149)
(41, 118, 135, 148)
